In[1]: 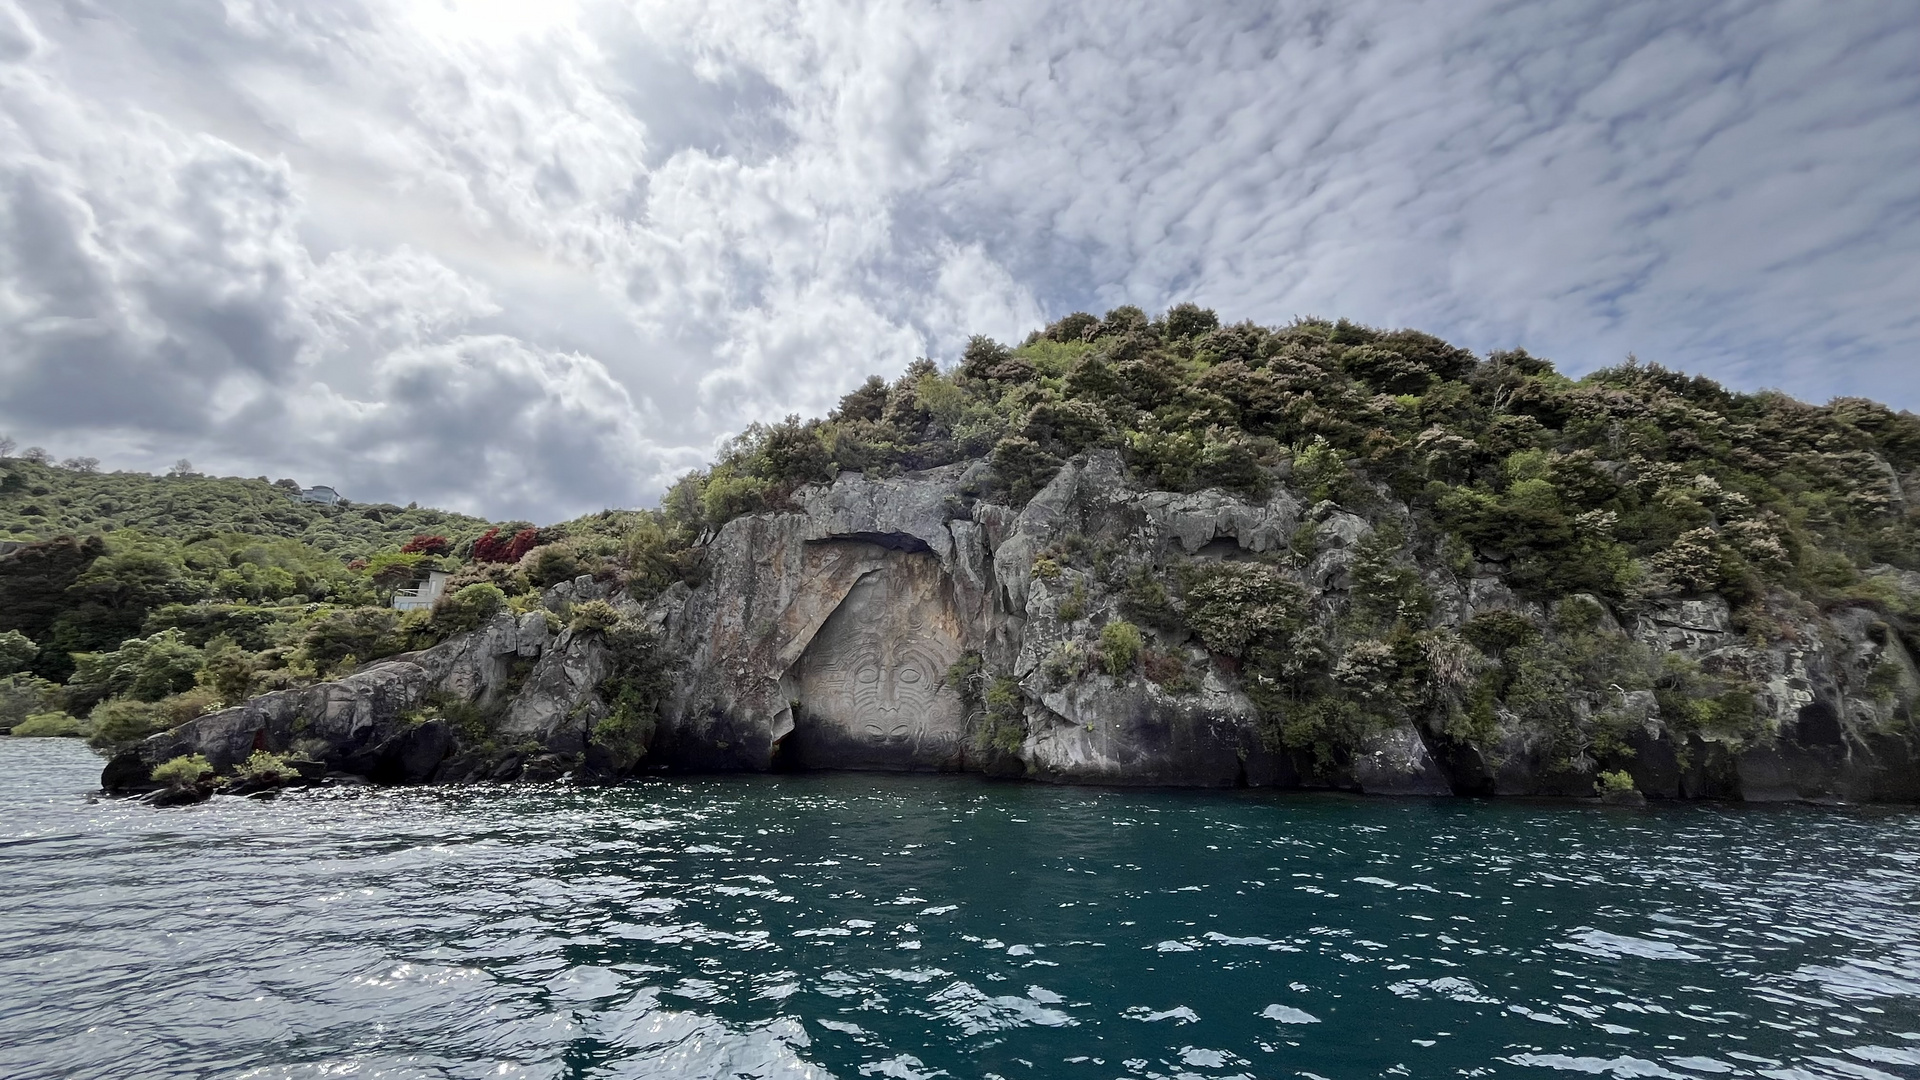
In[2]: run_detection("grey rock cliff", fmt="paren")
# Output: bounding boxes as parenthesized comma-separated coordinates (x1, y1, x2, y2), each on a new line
(106, 454, 1920, 803)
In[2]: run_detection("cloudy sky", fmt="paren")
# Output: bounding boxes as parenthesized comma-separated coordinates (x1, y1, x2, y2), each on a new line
(1, 0, 1915, 522)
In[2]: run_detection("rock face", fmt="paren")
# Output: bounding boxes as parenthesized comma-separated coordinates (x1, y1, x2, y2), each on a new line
(103, 594, 621, 792)
(106, 453, 1920, 804)
(789, 552, 970, 770)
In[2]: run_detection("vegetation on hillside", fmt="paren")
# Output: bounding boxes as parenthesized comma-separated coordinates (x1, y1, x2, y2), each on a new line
(5, 304, 1917, 782)
(646, 305, 1919, 779)
(0, 459, 487, 556)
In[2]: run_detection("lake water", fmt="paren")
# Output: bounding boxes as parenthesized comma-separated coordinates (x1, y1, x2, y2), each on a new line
(3, 739, 1919, 1080)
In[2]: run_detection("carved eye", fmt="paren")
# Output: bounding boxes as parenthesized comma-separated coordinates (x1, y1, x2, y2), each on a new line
(898, 667, 922, 685)
(864, 723, 886, 736)
(890, 724, 910, 738)
(856, 666, 881, 685)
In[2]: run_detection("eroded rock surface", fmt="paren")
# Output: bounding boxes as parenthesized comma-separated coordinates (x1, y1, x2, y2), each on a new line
(106, 452, 1920, 804)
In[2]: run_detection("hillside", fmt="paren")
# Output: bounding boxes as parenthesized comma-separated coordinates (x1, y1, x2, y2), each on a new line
(0, 461, 489, 558)
(668, 307, 1920, 597)
(13, 304, 1920, 802)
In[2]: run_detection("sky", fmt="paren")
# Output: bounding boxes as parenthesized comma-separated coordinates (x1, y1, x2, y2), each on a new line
(0, 0, 1915, 523)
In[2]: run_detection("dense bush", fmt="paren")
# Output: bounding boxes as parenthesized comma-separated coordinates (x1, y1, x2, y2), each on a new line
(301, 608, 402, 673)
(65, 629, 204, 713)
(1099, 620, 1144, 676)
(151, 754, 212, 789)
(589, 619, 673, 775)
(86, 699, 169, 748)
(12, 711, 84, 737)
(569, 599, 620, 633)
(471, 527, 540, 564)
(0, 629, 38, 675)
(431, 583, 507, 635)
(0, 461, 487, 557)
(0, 674, 57, 731)
(233, 750, 299, 786)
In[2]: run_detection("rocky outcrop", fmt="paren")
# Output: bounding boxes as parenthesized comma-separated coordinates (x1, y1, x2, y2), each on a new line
(105, 453, 1920, 804)
(103, 593, 619, 792)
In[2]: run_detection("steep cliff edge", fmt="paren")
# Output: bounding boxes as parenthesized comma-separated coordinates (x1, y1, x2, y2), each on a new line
(104, 452, 1920, 803)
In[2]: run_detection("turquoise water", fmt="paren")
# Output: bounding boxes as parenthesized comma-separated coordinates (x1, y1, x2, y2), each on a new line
(3, 739, 1919, 1079)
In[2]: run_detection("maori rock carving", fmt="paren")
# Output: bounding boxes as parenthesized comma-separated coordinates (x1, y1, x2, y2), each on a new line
(793, 549, 967, 769)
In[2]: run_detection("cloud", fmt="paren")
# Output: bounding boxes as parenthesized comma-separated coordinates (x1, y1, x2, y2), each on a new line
(0, 0, 1914, 522)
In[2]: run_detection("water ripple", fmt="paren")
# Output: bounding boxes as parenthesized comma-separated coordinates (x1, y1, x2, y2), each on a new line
(4, 739, 1920, 1080)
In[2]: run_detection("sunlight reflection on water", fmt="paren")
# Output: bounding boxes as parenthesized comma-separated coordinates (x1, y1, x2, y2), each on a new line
(3, 738, 1919, 1080)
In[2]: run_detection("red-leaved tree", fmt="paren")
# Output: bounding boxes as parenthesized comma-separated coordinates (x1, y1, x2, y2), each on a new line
(472, 527, 541, 564)
(401, 534, 451, 556)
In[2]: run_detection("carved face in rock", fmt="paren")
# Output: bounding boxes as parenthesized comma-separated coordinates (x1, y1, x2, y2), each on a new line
(840, 638, 946, 740)
(794, 551, 966, 763)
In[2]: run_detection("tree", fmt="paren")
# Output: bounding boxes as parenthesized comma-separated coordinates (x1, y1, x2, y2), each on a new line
(960, 335, 1013, 380)
(400, 534, 451, 556)
(65, 628, 205, 712)
(523, 543, 585, 588)
(302, 607, 401, 671)
(0, 535, 108, 649)
(365, 551, 426, 592)
(1162, 303, 1220, 340)
(0, 435, 14, 458)
(169, 459, 196, 476)
(61, 456, 100, 473)
(431, 583, 507, 634)
(831, 376, 889, 423)
(472, 527, 539, 564)
(20, 447, 50, 464)
(0, 629, 38, 676)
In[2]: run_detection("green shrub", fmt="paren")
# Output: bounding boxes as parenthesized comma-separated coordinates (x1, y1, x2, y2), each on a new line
(301, 607, 401, 671)
(12, 711, 85, 737)
(943, 650, 984, 695)
(64, 629, 205, 713)
(86, 699, 167, 748)
(623, 517, 679, 601)
(569, 599, 620, 633)
(990, 435, 1063, 505)
(585, 619, 672, 775)
(233, 750, 298, 785)
(1042, 640, 1091, 682)
(1291, 437, 1350, 502)
(1099, 620, 1144, 676)
(432, 583, 507, 635)
(1272, 695, 1381, 767)
(1461, 610, 1541, 657)
(158, 686, 224, 727)
(0, 628, 39, 676)
(199, 646, 255, 703)
(522, 544, 587, 588)
(978, 676, 1026, 755)
(1183, 563, 1305, 658)
(1595, 770, 1636, 796)
(0, 674, 58, 731)
(700, 468, 772, 526)
(1122, 564, 1183, 630)
(1056, 579, 1088, 622)
(151, 754, 212, 789)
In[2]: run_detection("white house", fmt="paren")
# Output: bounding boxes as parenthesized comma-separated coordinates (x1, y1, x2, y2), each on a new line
(392, 569, 452, 612)
(295, 485, 342, 505)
